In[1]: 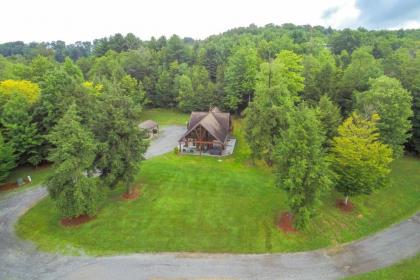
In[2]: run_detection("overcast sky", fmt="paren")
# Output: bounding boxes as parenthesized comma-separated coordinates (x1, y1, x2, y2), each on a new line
(1, 0, 419, 43)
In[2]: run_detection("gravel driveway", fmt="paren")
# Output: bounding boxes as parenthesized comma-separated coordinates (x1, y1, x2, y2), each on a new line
(1, 125, 419, 279)
(145, 125, 186, 159)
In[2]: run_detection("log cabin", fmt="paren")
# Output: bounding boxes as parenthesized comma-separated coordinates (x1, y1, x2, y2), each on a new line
(178, 107, 231, 155)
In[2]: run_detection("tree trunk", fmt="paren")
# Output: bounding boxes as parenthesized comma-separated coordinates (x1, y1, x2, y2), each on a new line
(344, 195, 349, 206)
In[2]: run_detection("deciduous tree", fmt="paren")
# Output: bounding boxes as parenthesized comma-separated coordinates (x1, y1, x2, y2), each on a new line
(224, 45, 258, 112)
(331, 113, 393, 206)
(0, 132, 15, 183)
(244, 50, 304, 165)
(355, 76, 413, 157)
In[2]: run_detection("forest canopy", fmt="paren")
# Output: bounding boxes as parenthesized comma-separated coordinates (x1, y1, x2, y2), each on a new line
(0, 23, 419, 170)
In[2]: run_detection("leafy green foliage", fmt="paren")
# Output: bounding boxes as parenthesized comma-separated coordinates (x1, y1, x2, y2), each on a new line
(1, 94, 42, 165)
(244, 50, 304, 164)
(302, 49, 337, 103)
(275, 104, 332, 229)
(0, 79, 40, 104)
(0, 131, 16, 183)
(177, 65, 215, 112)
(355, 76, 413, 157)
(93, 81, 149, 194)
(339, 47, 383, 113)
(331, 113, 393, 203)
(46, 104, 101, 218)
(317, 95, 342, 147)
(224, 45, 258, 111)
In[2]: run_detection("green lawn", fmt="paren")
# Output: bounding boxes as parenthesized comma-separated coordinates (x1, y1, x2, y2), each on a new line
(16, 121, 420, 256)
(346, 253, 420, 280)
(140, 108, 189, 125)
(0, 165, 52, 196)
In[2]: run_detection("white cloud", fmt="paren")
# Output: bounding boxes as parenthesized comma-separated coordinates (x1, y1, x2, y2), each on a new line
(0, 0, 417, 43)
(321, 0, 360, 29)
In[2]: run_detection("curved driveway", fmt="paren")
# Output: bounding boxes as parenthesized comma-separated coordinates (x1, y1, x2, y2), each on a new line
(1, 125, 419, 280)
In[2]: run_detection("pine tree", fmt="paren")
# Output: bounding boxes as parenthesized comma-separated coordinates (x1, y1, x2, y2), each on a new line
(46, 104, 101, 218)
(93, 81, 149, 195)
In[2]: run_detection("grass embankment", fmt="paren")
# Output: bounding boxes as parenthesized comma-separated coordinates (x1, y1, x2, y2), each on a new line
(16, 115, 420, 256)
(346, 253, 420, 280)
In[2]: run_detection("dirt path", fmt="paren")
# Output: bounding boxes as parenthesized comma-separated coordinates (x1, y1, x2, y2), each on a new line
(1, 125, 419, 279)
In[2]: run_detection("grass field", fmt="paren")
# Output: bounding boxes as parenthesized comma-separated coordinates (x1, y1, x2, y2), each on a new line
(346, 253, 420, 280)
(0, 165, 52, 196)
(140, 108, 189, 125)
(16, 117, 420, 256)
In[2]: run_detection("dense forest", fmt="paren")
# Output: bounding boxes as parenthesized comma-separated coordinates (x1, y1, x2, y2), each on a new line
(0, 23, 419, 225)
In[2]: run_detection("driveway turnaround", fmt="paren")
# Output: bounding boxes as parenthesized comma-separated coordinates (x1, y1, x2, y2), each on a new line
(1, 126, 419, 280)
(144, 125, 186, 159)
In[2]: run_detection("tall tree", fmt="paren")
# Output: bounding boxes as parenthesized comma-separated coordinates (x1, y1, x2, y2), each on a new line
(93, 81, 149, 195)
(177, 74, 195, 112)
(338, 47, 383, 114)
(0, 132, 16, 183)
(331, 113, 393, 206)
(46, 104, 101, 218)
(317, 95, 342, 147)
(244, 50, 304, 164)
(1, 94, 42, 165)
(302, 49, 337, 103)
(224, 45, 258, 112)
(412, 91, 420, 154)
(355, 76, 413, 157)
(275, 104, 332, 229)
(383, 47, 420, 154)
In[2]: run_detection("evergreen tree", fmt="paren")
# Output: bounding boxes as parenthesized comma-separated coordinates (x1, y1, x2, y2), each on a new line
(46, 104, 101, 218)
(93, 81, 149, 195)
(331, 113, 393, 206)
(275, 104, 332, 229)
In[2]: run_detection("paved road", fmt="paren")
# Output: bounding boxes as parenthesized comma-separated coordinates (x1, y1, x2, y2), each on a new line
(1, 125, 419, 279)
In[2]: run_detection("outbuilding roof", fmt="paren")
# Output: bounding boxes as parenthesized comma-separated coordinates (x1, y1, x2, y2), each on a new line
(139, 120, 158, 130)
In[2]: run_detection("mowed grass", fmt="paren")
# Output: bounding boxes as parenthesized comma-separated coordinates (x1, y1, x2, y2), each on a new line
(140, 108, 189, 125)
(0, 165, 52, 197)
(346, 253, 420, 280)
(16, 120, 420, 256)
